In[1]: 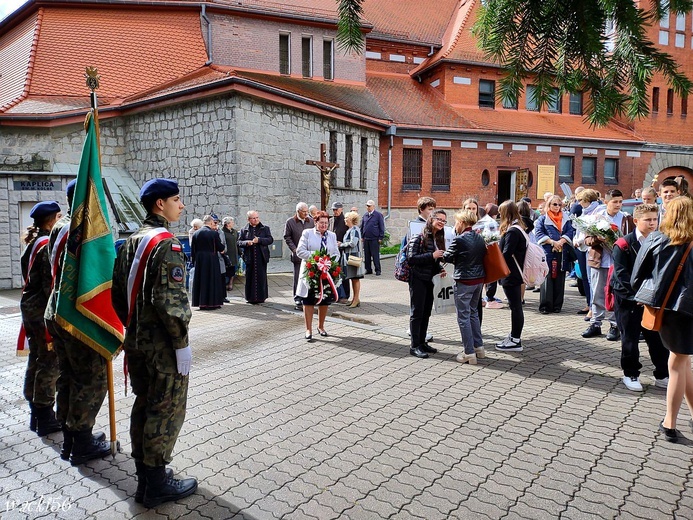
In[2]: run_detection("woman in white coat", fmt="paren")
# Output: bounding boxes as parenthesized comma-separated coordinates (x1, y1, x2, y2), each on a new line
(296, 211, 340, 340)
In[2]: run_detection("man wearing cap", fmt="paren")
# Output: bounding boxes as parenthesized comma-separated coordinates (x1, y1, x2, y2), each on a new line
(330, 202, 350, 302)
(20, 200, 62, 437)
(112, 178, 197, 507)
(284, 202, 314, 310)
(44, 180, 110, 465)
(360, 200, 385, 275)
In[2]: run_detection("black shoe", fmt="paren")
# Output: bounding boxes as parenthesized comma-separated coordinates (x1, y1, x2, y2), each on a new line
(659, 421, 679, 443)
(61, 429, 106, 460)
(135, 462, 173, 504)
(29, 403, 37, 432)
(143, 466, 197, 508)
(365, 271, 373, 275)
(69, 429, 111, 466)
(420, 343, 438, 354)
(581, 325, 602, 338)
(606, 325, 620, 341)
(639, 332, 645, 342)
(375, 272, 381, 276)
(34, 405, 62, 437)
(540, 309, 550, 314)
(223, 298, 230, 303)
(409, 347, 429, 359)
(577, 308, 590, 315)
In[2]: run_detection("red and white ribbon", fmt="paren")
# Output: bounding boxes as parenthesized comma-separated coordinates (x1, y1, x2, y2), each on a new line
(315, 256, 337, 304)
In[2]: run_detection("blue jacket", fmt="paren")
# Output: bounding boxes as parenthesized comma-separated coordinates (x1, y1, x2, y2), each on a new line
(535, 213, 575, 270)
(361, 210, 385, 241)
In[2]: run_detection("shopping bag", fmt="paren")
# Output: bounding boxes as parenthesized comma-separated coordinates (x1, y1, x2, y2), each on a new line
(432, 274, 455, 314)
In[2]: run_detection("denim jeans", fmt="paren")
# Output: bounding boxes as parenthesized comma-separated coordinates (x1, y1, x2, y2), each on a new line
(453, 282, 483, 354)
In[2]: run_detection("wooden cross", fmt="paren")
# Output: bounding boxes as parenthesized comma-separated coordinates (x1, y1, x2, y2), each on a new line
(306, 143, 339, 211)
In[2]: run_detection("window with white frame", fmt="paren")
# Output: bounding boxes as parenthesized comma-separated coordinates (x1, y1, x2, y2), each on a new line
(302, 36, 313, 78)
(279, 33, 290, 75)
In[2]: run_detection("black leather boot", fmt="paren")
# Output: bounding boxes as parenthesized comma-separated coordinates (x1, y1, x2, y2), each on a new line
(135, 461, 173, 504)
(69, 428, 111, 466)
(29, 403, 37, 432)
(61, 429, 107, 461)
(60, 428, 73, 461)
(34, 405, 62, 437)
(143, 465, 197, 508)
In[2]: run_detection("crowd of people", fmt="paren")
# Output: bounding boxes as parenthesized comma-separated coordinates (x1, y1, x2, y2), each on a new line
(15, 173, 692, 513)
(402, 176, 692, 442)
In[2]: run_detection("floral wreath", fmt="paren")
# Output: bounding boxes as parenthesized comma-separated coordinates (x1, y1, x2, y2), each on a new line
(304, 248, 342, 303)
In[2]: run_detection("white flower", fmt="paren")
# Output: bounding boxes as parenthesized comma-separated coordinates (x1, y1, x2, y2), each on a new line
(595, 220, 610, 231)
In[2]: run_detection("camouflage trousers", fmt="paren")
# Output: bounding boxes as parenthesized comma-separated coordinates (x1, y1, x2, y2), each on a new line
(22, 320, 59, 407)
(47, 320, 107, 430)
(127, 347, 189, 467)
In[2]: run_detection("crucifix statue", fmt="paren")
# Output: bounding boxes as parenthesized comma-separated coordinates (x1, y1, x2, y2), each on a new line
(306, 143, 339, 211)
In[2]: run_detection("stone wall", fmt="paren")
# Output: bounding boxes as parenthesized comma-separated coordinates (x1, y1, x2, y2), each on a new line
(125, 95, 380, 254)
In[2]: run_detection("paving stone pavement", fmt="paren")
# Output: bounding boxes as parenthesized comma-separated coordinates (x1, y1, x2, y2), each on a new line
(1, 258, 692, 519)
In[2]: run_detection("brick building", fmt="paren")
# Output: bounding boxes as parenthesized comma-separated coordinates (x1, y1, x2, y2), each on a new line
(1, 0, 692, 288)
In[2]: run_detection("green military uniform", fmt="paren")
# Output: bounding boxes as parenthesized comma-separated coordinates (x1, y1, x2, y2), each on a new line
(45, 214, 107, 432)
(112, 213, 191, 468)
(21, 229, 58, 408)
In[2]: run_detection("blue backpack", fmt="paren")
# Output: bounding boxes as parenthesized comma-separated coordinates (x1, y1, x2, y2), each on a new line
(394, 235, 411, 282)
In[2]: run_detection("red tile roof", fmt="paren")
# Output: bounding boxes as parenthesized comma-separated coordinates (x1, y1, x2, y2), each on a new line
(0, 11, 39, 111)
(410, 0, 488, 76)
(451, 106, 641, 142)
(366, 72, 473, 129)
(28, 7, 208, 99)
(210, 0, 342, 22)
(362, 0, 460, 44)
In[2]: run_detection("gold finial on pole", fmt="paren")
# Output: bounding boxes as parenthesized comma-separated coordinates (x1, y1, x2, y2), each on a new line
(85, 66, 100, 92)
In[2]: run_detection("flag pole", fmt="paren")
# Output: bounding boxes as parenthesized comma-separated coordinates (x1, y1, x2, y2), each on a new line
(85, 66, 118, 457)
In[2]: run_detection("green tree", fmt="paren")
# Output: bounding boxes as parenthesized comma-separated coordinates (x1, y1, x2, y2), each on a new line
(335, 0, 693, 126)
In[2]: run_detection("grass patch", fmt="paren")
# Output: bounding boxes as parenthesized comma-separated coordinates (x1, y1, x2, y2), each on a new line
(380, 245, 401, 255)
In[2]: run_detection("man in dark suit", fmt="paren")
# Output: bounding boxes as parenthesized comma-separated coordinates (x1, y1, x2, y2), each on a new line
(284, 202, 314, 309)
(360, 199, 385, 275)
(611, 203, 668, 392)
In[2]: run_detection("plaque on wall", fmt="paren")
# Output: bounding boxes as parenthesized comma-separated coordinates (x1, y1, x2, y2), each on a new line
(13, 180, 62, 191)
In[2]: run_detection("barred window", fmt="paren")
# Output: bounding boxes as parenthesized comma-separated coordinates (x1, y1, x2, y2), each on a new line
(279, 34, 290, 75)
(432, 150, 451, 191)
(359, 137, 368, 189)
(344, 134, 353, 188)
(402, 149, 422, 190)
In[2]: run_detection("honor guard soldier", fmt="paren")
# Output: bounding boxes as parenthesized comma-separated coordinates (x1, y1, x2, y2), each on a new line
(20, 201, 62, 436)
(45, 180, 109, 465)
(112, 178, 197, 507)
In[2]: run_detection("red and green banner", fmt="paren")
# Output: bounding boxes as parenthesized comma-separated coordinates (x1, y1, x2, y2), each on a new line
(55, 114, 124, 360)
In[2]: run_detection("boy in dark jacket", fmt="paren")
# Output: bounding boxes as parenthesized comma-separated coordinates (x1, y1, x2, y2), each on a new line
(611, 203, 669, 391)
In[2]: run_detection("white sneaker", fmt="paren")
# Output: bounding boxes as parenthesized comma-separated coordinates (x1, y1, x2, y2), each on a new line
(486, 301, 505, 309)
(623, 376, 643, 392)
(495, 336, 523, 352)
(474, 346, 486, 359)
(456, 352, 477, 365)
(654, 377, 669, 389)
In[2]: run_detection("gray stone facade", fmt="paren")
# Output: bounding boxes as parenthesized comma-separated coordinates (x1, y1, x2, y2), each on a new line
(0, 94, 380, 288)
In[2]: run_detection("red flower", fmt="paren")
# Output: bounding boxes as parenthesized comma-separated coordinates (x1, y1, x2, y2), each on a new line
(305, 261, 312, 268)
(308, 271, 315, 278)
(334, 267, 341, 275)
(610, 223, 618, 231)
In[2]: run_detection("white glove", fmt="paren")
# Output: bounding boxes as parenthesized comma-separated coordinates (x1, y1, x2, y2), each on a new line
(176, 346, 192, 376)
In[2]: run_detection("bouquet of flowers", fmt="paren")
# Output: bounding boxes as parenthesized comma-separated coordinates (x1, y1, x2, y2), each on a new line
(304, 248, 342, 303)
(480, 228, 501, 244)
(571, 214, 621, 251)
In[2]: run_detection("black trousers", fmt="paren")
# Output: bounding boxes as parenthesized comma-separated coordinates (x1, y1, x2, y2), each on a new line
(616, 296, 669, 379)
(409, 275, 434, 349)
(292, 261, 301, 301)
(486, 281, 498, 300)
(539, 270, 566, 313)
(363, 239, 381, 274)
(502, 284, 524, 338)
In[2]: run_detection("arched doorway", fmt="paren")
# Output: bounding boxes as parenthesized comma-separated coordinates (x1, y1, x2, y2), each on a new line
(643, 153, 693, 190)
(657, 166, 693, 189)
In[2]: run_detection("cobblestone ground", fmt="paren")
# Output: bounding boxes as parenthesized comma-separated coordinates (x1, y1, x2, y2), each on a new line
(1, 257, 692, 519)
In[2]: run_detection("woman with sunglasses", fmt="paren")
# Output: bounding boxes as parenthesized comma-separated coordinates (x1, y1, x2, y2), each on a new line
(534, 195, 575, 314)
(407, 210, 447, 359)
